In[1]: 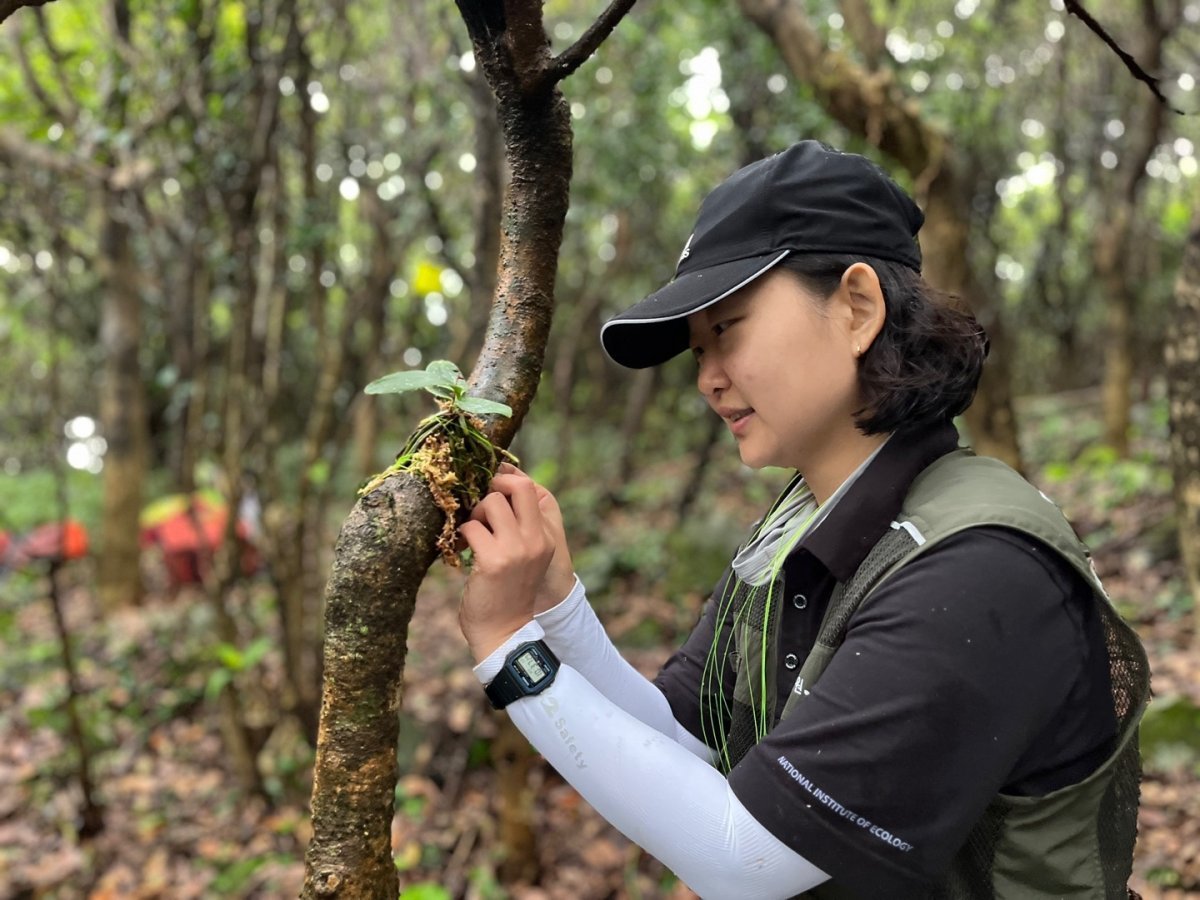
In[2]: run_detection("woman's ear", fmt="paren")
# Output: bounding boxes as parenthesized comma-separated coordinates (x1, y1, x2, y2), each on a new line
(838, 262, 886, 357)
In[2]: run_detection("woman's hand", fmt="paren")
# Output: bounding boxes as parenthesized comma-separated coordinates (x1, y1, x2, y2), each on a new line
(508, 465, 577, 614)
(457, 468, 564, 660)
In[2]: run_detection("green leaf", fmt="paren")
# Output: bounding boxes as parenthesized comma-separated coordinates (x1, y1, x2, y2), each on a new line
(426, 360, 464, 387)
(215, 642, 244, 671)
(365, 370, 447, 395)
(398, 884, 451, 900)
(205, 668, 233, 703)
(457, 396, 513, 418)
(243, 637, 272, 668)
(307, 458, 331, 487)
(425, 383, 457, 400)
(1140, 694, 1200, 772)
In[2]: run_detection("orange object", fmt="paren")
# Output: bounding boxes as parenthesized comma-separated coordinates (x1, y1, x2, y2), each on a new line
(19, 519, 89, 562)
(139, 493, 260, 587)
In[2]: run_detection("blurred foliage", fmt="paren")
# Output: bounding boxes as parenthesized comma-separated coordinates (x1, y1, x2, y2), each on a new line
(1140, 695, 1200, 775)
(0, 466, 103, 532)
(0, 0, 1195, 527)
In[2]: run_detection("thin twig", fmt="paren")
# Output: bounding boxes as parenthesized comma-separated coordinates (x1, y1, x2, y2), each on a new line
(0, 126, 107, 181)
(1061, 0, 1184, 114)
(543, 0, 638, 86)
(34, 8, 79, 124)
(0, 0, 57, 26)
(10, 20, 69, 123)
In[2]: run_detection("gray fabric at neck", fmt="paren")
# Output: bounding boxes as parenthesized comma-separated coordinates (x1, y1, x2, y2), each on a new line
(731, 438, 891, 587)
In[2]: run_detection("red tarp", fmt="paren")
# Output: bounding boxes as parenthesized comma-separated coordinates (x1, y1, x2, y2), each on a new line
(0, 520, 89, 570)
(139, 494, 259, 585)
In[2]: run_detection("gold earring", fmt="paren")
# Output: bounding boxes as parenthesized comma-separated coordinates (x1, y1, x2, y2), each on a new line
(855, 344, 861, 356)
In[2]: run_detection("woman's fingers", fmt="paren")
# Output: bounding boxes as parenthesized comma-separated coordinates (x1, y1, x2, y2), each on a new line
(457, 518, 495, 552)
(468, 490, 519, 536)
(461, 479, 552, 564)
(485, 474, 547, 540)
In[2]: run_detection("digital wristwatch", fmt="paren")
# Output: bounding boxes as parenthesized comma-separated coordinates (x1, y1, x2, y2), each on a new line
(485, 639, 560, 710)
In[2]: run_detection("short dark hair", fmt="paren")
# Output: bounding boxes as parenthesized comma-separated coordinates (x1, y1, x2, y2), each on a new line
(778, 254, 988, 435)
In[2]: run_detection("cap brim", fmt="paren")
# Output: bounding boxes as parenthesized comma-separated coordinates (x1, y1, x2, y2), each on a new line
(600, 250, 789, 368)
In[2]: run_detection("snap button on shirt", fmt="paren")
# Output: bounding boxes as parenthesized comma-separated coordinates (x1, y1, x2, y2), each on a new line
(784, 653, 799, 670)
(792, 593, 808, 609)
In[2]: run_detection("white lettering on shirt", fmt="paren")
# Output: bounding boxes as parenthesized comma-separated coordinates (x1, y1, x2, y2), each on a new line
(776, 755, 914, 853)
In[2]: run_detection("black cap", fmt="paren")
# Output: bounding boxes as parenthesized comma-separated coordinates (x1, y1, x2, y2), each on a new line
(600, 141, 925, 369)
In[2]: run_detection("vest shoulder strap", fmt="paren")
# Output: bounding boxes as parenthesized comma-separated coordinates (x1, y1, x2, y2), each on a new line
(782, 449, 1122, 716)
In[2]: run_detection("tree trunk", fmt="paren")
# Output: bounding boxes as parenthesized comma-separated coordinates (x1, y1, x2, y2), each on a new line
(169, 237, 201, 489)
(447, 67, 505, 365)
(735, 0, 1023, 470)
(615, 366, 659, 489)
(301, 1, 637, 895)
(1165, 213, 1200, 647)
(96, 191, 147, 610)
(47, 279, 105, 837)
(676, 413, 725, 523)
(920, 164, 1021, 468)
(493, 717, 539, 882)
(1100, 257, 1136, 456)
(1094, 2, 1168, 456)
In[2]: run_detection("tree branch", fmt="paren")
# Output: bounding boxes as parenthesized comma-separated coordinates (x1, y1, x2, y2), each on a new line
(34, 8, 80, 124)
(0, 0, 57, 26)
(837, 0, 888, 70)
(10, 20, 70, 124)
(0, 127, 106, 181)
(1062, 0, 1182, 113)
(543, 0, 639, 85)
(738, 0, 938, 177)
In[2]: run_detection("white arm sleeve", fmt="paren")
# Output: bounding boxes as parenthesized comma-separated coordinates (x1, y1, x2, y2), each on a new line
(534, 577, 711, 760)
(477, 625, 830, 899)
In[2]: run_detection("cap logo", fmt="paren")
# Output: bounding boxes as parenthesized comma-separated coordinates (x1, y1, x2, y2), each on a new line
(677, 233, 694, 267)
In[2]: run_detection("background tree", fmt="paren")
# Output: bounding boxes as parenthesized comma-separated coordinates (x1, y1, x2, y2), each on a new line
(1167, 210, 1200, 646)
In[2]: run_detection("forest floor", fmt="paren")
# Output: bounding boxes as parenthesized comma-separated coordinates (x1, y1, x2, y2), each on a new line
(1, 395, 1199, 899)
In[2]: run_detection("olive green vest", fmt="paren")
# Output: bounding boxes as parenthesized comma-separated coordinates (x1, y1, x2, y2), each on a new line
(727, 450, 1150, 899)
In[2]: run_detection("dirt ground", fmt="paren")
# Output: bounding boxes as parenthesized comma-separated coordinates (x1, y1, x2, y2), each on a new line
(0, 550, 1196, 899)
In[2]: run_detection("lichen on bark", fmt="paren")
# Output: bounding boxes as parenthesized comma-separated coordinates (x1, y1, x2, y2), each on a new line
(303, 3, 638, 895)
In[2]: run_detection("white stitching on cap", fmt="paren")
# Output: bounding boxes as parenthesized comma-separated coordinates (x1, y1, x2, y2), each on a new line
(599, 249, 791, 335)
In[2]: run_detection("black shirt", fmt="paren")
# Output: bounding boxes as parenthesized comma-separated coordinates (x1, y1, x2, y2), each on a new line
(653, 423, 1117, 897)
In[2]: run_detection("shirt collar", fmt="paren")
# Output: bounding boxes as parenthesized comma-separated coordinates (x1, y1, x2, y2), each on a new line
(800, 421, 962, 582)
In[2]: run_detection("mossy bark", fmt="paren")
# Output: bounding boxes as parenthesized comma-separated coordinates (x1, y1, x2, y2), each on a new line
(303, 474, 443, 899)
(303, 2, 637, 896)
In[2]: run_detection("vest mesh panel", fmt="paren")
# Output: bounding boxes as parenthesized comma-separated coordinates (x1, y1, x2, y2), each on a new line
(933, 806, 1010, 899)
(819, 527, 916, 645)
(1095, 603, 1148, 897)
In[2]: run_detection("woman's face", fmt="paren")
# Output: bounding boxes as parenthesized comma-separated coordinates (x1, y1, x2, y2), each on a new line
(686, 269, 865, 474)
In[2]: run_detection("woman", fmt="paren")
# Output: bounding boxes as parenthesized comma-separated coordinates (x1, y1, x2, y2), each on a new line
(457, 141, 1148, 899)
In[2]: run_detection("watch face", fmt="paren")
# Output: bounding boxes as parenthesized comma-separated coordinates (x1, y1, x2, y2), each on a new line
(513, 648, 550, 687)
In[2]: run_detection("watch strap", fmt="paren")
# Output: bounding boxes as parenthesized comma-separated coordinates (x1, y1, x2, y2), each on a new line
(485, 639, 559, 710)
